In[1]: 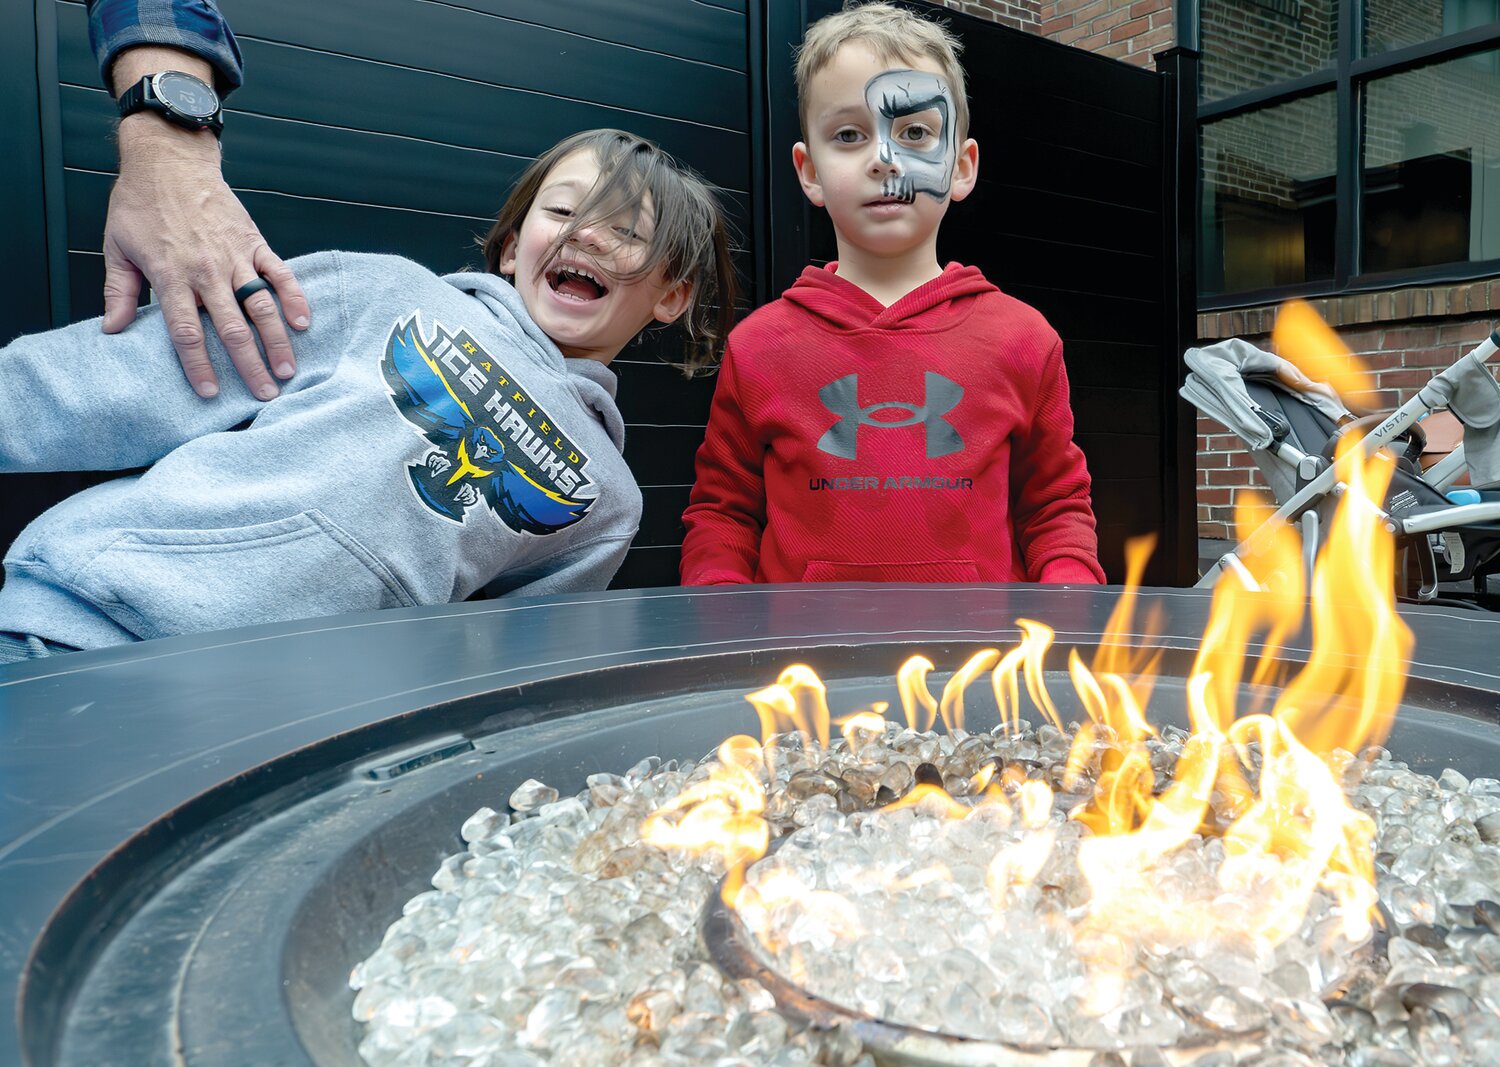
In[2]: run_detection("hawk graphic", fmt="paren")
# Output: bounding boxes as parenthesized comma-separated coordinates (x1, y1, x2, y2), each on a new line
(381, 317, 594, 534)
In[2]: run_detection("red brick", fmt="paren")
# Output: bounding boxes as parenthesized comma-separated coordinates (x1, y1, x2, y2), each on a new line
(1073, 0, 1113, 23)
(1039, 15, 1074, 33)
(1110, 15, 1150, 41)
(1198, 451, 1230, 468)
(1381, 326, 1439, 350)
(1134, 25, 1174, 52)
(1377, 369, 1435, 391)
(1439, 319, 1495, 344)
(1199, 488, 1233, 506)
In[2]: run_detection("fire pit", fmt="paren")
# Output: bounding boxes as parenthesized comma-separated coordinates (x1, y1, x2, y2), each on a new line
(4, 583, 1500, 1067)
(334, 438, 1500, 1066)
(9, 435, 1500, 1067)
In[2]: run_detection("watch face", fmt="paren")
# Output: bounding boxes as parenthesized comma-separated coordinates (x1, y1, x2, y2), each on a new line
(154, 71, 220, 119)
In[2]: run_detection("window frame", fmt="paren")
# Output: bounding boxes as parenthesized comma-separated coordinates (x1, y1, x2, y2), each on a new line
(1197, 4, 1500, 310)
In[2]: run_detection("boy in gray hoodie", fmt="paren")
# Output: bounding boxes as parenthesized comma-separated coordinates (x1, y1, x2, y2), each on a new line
(0, 129, 734, 662)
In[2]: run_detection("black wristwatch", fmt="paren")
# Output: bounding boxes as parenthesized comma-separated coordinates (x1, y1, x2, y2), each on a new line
(118, 71, 223, 136)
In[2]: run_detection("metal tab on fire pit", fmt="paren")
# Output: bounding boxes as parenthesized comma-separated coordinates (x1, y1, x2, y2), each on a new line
(702, 889, 1266, 1067)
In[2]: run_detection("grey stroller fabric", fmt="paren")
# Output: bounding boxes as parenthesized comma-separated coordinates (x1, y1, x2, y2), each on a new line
(1183, 339, 1350, 446)
(1418, 355, 1500, 486)
(1182, 339, 1353, 502)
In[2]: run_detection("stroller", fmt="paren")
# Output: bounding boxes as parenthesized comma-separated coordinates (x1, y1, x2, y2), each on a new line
(1181, 326, 1500, 607)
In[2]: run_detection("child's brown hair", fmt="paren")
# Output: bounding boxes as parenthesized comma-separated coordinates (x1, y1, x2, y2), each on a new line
(481, 129, 736, 378)
(795, 2, 970, 140)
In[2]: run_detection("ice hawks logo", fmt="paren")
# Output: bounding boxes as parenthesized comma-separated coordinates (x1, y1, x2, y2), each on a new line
(381, 315, 594, 533)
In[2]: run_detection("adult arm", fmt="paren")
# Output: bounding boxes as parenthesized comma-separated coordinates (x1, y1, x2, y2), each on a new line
(679, 348, 766, 584)
(1010, 340, 1107, 584)
(91, 1, 310, 399)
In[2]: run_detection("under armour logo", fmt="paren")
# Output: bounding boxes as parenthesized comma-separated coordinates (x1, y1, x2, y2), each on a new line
(816, 372, 964, 459)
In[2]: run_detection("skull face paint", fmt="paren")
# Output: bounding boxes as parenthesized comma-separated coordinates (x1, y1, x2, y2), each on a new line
(863, 69, 957, 204)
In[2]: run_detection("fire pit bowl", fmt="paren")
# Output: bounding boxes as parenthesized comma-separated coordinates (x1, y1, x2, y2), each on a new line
(4, 584, 1500, 1067)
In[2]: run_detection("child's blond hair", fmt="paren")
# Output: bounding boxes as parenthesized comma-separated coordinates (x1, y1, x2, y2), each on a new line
(795, 2, 969, 140)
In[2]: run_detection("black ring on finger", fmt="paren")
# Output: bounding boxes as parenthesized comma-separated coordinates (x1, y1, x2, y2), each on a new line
(233, 277, 272, 306)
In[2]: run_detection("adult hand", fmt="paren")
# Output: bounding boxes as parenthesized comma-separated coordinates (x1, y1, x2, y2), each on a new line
(106, 46, 310, 399)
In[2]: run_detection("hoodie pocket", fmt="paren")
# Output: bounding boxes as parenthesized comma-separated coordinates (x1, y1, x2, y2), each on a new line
(71, 510, 417, 641)
(799, 559, 981, 584)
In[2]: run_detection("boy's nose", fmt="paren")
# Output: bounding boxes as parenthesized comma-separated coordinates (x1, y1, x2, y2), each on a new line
(870, 139, 902, 175)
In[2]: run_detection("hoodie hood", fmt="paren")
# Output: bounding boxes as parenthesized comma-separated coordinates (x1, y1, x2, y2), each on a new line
(450, 271, 625, 451)
(780, 262, 998, 332)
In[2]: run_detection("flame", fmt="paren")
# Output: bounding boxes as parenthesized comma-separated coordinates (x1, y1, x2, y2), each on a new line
(637, 303, 1408, 1022)
(1274, 299, 1368, 403)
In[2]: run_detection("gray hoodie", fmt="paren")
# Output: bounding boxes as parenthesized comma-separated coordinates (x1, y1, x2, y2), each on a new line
(0, 252, 642, 649)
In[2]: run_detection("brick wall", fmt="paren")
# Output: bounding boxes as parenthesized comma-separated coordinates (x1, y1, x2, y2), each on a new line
(1036, 0, 1174, 68)
(937, 0, 1041, 32)
(1194, 294, 1500, 541)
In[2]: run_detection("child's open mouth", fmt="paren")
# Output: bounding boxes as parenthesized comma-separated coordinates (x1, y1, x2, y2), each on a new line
(546, 264, 609, 302)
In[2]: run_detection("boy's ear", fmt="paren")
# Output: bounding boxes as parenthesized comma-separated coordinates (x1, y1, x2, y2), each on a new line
(792, 142, 825, 207)
(949, 138, 980, 203)
(497, 231, 519, 275)
(652, 279, 694, 325)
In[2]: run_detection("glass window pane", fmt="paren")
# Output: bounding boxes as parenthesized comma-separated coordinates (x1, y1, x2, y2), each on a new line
(1365, 0, 1500, 58)
(1201, 0, 1339, 103)
(1201, 93, 1338, 297)
(1362, 50, 1500, 274)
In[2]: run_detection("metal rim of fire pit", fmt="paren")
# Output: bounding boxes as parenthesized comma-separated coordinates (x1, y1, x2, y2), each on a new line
(4, 584, 1500, 1067)
(701, 842, 1270, 1067)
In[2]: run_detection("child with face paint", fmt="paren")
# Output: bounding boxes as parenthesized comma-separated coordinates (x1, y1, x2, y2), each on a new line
(0, 129, 736, 662)
(680, 2, 1104, 587)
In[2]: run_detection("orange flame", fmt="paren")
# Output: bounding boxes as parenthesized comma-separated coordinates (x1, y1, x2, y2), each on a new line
(640, 304, 1405, 1003)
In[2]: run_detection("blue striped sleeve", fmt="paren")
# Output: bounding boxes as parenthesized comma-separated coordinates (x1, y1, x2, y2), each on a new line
(87, 0, 244, 96)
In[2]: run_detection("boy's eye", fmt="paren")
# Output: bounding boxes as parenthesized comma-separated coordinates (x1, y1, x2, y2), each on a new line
(833, 128, 864, 144)
(545, 205, 575, 218)
(899, 124, 933, 142)
(612, 225, 644, 242)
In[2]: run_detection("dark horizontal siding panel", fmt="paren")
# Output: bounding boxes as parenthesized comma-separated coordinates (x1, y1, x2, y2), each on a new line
(56, 0, 747, 78)
(612, 356, 720, 427)
(635, 485, 693, 547)
(58, 89, 756, 248)
(422, 0, 747, 70)
(958, 185, 1160, 263)
(969, 140, 1159, 207)
(970, 97, 1159, 168)
(233, 39, 751, 189)
(1090, 478, 1166, 528)
(1074, 433, 1162, 480)
(64, 170, 493, 272)
(1061, 342, 1171, 390)
(1006, 286, 1162, 347)
(1071, 387, 1161, 436)
(963, 42, 1161, 122)
(54, 11, 752, 193)
(610, 545, 682, 589)
(978, 237, 1161, 305)
(623, 424, 710, 487)
(207, 0, 746, 130)
(65, 250, 104, 320)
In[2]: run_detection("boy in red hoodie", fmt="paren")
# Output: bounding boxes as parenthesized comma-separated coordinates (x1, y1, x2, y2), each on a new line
(680, 2, 1104, 586)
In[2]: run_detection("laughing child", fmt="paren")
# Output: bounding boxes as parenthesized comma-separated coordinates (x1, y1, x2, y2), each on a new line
(0, 129, 734, 661)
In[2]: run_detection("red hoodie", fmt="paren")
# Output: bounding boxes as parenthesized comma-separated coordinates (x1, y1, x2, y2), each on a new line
(680, 263, 1104, 586)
